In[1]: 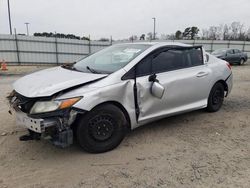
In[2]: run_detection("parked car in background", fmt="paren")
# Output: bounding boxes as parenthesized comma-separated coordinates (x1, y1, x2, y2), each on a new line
(8, 42, 233, 153)
(212, 48, 248, 65)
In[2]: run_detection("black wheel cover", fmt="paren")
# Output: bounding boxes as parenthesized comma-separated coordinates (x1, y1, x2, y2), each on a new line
(88, 114, 115, 142)
(212, 89, 224, 105)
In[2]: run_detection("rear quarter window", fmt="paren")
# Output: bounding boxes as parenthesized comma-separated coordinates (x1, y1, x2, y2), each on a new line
(188, 48, 203, 66)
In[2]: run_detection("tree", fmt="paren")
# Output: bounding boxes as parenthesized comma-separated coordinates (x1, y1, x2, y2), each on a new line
(182, 27, 192, 39)
(190, 26, 199, 39)
(160, 34, 167, 40)
(230, 22, 244, 40)
(167, 34, 175, 40)
(239, 24, 245, 40)
(247, 27, 250, 41)
(222, 24, 230, 40)
(129, 35, 138, 41)
(194, 21, 249, 40)
(99, 38, 109, 42)
(201, 29, 209, 40)
(34, 32, 82, 40)
(208, 26, 220, 40)
(139, 34, 145, 40)
(175, 30, 182, 39)
(147, 32, 153, 40)
(81, 36, 90, 41)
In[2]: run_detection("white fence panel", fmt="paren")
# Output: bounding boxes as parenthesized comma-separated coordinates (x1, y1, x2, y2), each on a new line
(0, 34, 249, 65)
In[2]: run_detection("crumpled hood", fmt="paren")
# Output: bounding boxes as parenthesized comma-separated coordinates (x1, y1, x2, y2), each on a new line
(13, 67, 107, 98)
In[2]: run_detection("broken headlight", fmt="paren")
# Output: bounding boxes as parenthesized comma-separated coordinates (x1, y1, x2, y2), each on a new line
(30, 97, 82, 114)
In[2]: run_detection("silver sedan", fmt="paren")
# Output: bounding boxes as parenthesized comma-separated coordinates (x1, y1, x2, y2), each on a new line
(9, 42, 233, 153)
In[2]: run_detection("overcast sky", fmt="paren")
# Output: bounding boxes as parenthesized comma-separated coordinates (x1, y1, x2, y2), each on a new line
(0, 0, 249, 39)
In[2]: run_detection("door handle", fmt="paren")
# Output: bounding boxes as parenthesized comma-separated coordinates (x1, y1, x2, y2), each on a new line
(196, 72, 208, 77)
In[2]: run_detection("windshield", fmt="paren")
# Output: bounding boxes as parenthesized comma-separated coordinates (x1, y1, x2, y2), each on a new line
(74, 44, 151, 74)
(212, 49, 227, 55)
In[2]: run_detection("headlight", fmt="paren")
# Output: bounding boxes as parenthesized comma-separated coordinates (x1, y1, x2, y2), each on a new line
(30, 97, 82, 114)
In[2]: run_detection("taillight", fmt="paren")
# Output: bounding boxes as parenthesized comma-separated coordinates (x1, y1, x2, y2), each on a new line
(226, 62, 231, 70)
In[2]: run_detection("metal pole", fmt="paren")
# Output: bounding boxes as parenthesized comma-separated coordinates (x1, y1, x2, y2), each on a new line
(227, 40, 230, 48)
(211, 40, 214, 53)
(14, 28, 20, 64)
(7, 0, 12, 35)
(242, 40, 246, 52)
(88, 35, 91, 54)
(25, 23, 30, 36)
(55, 32, 59, 65)
(152, 17, 156, 40)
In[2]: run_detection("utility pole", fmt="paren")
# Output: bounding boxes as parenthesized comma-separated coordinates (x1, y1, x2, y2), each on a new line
(25, 22, 30, 35)
(152, 17, 156, 40)
(7, 0, 12, 34)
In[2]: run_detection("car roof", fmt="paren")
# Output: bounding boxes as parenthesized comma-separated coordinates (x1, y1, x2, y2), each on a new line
(214, 48, 240, 51)
(116, 41, 192, 48)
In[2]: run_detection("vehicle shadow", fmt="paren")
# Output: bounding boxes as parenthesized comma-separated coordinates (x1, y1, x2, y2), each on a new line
(32, 109, 206, 156)
(126, 109, 205, 139)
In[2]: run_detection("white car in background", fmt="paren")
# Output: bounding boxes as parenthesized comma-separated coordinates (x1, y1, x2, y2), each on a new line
(9, 42, 233, 153)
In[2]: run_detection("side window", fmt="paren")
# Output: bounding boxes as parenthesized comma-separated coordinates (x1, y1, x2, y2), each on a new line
(234, 49, 240, 53)
(187, 48, 203, 66)
(136, 56, 151, 76)
(152, 49, 187, 73)
(151, 48, 203, 73)
(122, 47, 204, 80)
(122, 56, 151, 79)
(228, 49, 234, 54)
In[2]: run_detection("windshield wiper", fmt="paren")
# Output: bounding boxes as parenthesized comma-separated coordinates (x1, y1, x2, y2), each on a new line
(86, 66, 101, 74)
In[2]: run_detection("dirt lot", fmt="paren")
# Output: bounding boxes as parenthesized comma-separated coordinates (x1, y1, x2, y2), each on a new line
(0, 64, 250, 188)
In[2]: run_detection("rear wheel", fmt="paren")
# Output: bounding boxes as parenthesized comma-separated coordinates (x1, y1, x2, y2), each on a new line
(239, 58, 245, 65)
(76, 104, 127, 153)
(206, 82, 225, 112)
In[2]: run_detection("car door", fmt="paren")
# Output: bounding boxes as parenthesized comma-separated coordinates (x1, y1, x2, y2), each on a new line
(233, 49, 241, 62)
(135, 47, 212, 124)
(225, 49, 236, 63)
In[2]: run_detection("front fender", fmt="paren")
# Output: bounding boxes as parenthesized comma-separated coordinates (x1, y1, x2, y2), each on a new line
(61, 81, 138, 129)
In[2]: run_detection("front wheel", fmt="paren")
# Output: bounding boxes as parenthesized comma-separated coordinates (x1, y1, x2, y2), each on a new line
(76, 104, 127, 153)
(206, 82, 225, 112)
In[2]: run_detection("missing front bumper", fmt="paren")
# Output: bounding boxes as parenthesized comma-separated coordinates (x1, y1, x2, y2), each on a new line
(16, 110, 57, 133)
(14, 109, 80, 148)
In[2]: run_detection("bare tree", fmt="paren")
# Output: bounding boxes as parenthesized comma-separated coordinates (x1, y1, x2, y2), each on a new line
(198, 22, 248, 41)
(160, 34, 167, 40)
(129, 35, 138, 41)
(208, 26, 220, 40)
(222, 24, 230, 40)
(201, 29, 209, 40)
(230, 22, 244, 40)
(147, 32, 153, 40)
(247, 27, 250, 40)
(239, 24, 245, 40)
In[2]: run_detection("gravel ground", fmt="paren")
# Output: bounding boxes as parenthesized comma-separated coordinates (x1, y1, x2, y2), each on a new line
(0, 65, 54, 76)
(0, 64, 250, 188)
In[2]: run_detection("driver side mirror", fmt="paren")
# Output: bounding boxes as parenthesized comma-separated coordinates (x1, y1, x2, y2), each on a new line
(149, 74, 165, 99)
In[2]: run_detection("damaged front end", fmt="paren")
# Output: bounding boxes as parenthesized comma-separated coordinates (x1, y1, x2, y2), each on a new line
(8, 91, 84, 148)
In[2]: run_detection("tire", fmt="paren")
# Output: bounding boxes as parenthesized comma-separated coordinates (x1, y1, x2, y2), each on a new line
(206, 82, 225, 112)
(76, 104, 127, 153)
(239, 58, 244, 65)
